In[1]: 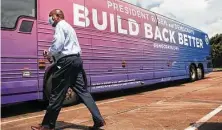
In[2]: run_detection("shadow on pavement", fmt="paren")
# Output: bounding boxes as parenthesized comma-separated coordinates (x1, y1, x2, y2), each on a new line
(198, 122, 222, 130)
(92, 79, 188, 101)
(2, 79, 188, 118)
(56, 121, 103, 130)
(1, 100, 46, 118)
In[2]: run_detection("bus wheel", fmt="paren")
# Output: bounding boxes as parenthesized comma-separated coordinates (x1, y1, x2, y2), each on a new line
(189, 65, 197, 82)
(44, 74, 79, 106)
(197, 66, 204, 80)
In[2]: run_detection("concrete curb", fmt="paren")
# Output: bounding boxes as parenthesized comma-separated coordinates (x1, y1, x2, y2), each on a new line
(213, 69, 222, 72)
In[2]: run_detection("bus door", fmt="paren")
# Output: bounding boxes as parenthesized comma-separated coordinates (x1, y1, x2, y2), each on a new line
(1, 0, 38, 104)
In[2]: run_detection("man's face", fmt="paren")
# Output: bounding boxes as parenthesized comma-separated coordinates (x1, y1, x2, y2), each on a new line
(49, 13, 59, 27)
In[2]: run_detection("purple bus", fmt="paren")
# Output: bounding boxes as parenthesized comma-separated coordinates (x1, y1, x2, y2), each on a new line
(1, 0, 212, 105)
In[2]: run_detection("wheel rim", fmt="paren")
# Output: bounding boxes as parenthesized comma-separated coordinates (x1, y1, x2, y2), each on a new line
(191, 68, 196, 79)
(197, 68, 202, 79)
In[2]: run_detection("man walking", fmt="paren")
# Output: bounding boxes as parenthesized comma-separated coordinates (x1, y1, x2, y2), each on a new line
(31, 9, 105, 130)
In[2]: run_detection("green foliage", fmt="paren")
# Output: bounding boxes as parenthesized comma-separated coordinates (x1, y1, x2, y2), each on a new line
(210, 34, 222, 67)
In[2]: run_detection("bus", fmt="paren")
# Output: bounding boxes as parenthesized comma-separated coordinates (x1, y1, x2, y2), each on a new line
(1, 0, 213, 105)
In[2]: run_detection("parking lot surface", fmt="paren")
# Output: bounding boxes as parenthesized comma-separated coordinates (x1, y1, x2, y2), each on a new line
(1, 72, 222, 130)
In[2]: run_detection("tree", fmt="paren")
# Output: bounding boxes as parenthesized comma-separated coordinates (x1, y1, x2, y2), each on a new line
(210, 34, 222, 68)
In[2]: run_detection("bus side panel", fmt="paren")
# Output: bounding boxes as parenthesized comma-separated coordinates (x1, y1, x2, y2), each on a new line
(116, 0, 156, 83)
(1, 19, 38, 105)
(155, 14, 211, 78)
(37, 0, 212, 94)
(89, 36, 129, 92)
(84, 0, 129, 92)
(37, 0, 93, 95)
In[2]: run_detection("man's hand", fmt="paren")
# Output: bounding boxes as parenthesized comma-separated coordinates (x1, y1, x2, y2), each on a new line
(43, 50, 53, 63)
(43, 50, 48, 57)
(47, 56, 53, 63)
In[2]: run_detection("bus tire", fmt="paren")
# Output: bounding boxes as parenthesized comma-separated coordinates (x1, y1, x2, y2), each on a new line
(44, 74, 79, 106)
(189, 64, 197, 82)
(197, 66, 204, 80)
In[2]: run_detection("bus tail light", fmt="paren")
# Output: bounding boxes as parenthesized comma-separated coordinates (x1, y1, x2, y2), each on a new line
(39, 59, 46, 69)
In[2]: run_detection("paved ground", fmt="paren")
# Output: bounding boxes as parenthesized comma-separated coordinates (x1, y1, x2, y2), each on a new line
(1, 72, 222, 130)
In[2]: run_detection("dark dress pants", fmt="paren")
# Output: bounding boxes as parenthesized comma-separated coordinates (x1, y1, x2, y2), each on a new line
(42, 55, 103, 129)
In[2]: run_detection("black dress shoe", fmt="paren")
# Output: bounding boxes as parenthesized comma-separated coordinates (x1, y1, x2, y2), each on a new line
(31, 125, 55, 130)
(93, 119, 106, 129)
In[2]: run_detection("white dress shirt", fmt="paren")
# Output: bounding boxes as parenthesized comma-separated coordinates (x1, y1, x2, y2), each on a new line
(48, 20, 81, 61)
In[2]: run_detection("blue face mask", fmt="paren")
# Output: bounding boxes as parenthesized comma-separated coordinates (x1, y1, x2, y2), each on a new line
(48, 16, 54, 25)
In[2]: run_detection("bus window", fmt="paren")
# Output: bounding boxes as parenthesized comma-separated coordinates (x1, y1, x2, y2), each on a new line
(19, 20, 34, 33)
(1, 0, 36, 29)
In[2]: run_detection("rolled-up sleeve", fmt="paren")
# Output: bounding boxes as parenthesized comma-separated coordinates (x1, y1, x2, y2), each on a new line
(48, 26, 65, 56)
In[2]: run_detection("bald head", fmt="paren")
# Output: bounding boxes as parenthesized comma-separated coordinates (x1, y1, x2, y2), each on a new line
(48, 9, 65, 27)
(49, 9, 65, 19)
